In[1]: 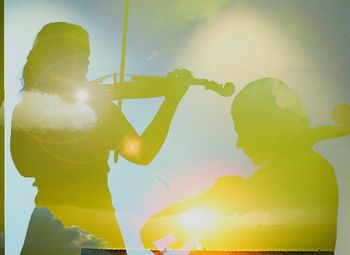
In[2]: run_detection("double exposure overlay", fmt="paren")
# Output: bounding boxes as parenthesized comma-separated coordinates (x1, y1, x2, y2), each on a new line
(4, 1, 350, 255)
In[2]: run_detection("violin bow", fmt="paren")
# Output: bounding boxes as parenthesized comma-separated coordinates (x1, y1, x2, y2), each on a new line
(114, 0, 129, 162)
(118, 0, 129, 109)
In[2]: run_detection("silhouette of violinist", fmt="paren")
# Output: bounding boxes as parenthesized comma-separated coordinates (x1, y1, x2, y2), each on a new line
(11, 22, 195, 254)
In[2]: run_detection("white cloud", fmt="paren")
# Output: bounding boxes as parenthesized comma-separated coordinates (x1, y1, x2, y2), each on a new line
(12, 91, 97, 131)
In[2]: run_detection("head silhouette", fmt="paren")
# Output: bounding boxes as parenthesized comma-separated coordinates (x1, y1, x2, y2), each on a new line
(22, 22, 90, 98)
(231, 78, 309, 165)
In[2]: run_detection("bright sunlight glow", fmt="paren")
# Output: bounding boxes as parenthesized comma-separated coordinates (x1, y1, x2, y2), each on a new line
(178, 209, 218, 231)
(123, 139, 140, 155)
(76, 90, 89, 102)
(196, 243, 203, 250)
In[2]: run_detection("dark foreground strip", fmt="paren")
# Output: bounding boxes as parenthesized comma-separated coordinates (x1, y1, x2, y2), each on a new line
(81, 249, 334, 255)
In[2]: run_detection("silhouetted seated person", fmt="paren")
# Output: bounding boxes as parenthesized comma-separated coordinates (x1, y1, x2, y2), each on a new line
(11, 22, 191, 254)
(141, 78, 350, 252)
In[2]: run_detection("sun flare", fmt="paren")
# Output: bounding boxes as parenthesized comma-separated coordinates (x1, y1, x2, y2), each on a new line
(76, 90, 89, 102)
(123, 139, 140, 155)
(178, 209, 218, 231)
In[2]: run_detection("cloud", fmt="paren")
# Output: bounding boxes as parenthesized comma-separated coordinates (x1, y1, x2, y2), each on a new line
(12, 91, 97, 131)
(21, 207, 106, 255)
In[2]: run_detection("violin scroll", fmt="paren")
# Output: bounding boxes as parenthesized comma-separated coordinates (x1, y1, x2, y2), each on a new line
(85, 72, 236, 100)
(222, 82, 236, 97)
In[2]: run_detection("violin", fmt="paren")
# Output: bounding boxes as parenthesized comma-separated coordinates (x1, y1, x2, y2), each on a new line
(83, 72, 235, 101)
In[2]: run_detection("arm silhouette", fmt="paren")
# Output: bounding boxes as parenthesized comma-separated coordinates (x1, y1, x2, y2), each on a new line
(114, 70, 191, 165)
